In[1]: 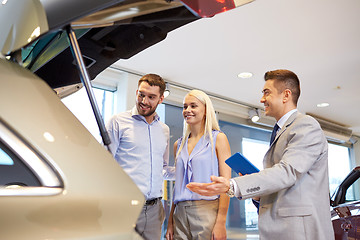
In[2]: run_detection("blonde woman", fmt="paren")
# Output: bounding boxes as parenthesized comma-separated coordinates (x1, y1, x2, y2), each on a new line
(165, 90, 231, 240)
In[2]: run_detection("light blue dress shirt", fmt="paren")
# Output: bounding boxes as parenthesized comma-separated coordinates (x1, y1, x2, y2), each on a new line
(276, 109, 298, 130)
(173, 130, 220, 204)
(106, 106, 170, 200)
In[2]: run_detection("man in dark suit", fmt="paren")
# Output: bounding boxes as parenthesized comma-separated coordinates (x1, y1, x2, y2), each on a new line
(187, 69, 334, 240)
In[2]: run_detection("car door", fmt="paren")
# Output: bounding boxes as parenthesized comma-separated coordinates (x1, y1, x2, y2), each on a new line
(331, 167, 360, 240)
(332, 203, 360, 239)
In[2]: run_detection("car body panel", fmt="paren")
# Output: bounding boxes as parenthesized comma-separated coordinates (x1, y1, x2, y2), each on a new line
(0, 121, 63, 189)
(331, 167, 360, 240)
(0, 0, 189, 56)
(0, 58, 144, 239)
(0, 0, 130, 55)
(71, 0, 184, 29)
(332, 201, 360, 239)
(0, 0, 48, 55)
(180, 0, 254, 17)
(39, 0, 124, 30)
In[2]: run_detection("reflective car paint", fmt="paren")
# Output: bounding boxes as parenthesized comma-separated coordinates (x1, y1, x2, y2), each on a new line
(0, 58, 144, 239)
(331, 167, 360, 240)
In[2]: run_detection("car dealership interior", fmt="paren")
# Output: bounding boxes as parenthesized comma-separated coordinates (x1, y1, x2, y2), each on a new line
(1, 0, 360, 239)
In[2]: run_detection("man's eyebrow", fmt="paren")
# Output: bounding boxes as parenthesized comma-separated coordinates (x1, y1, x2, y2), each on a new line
(138, 91, 157, 97)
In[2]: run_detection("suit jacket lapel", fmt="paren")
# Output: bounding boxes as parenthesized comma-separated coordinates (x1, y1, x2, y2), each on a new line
(263, 112, 300, 167)
(271, 111, 300, 147)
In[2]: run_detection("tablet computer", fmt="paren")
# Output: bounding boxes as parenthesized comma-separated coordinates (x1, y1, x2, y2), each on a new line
(225, 152, 260, 175)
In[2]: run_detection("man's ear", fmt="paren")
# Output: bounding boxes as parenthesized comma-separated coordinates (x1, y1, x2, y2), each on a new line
(159, 94, 164, 104)
(283, 89, 292, 103)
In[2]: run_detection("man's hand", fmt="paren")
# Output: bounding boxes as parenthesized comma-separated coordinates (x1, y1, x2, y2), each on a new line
(186, 175, 230, 196)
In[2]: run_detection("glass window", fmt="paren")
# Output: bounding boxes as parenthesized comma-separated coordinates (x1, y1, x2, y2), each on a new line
(0, 141, 41, 187)
(0, 148, 13, 165)
(218, 121, 270, 238)
(241, 138, 268, 230)
(164, 104, 184, 166)
(242, 138, 267, 171)
(62, 87, 115, 142)
(161, 104, 185, 237)
(328, 143, 352, 200)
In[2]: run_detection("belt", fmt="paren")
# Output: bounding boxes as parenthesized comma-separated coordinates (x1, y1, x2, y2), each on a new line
(145, 197, 162, 206)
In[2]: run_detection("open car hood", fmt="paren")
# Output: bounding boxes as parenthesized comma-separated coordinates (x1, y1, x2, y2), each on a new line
(0, 0, 253, 88)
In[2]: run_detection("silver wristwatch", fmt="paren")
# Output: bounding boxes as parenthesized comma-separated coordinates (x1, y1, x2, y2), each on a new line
(226, 180, 235, 197)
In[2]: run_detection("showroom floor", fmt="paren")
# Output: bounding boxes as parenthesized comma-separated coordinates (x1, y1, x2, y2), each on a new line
(227, 228, 259, 240)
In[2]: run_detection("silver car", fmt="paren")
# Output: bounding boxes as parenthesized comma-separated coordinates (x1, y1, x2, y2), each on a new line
(0, 0, 250, 239)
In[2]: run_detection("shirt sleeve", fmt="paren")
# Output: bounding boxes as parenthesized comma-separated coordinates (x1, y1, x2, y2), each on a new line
(230, 179, 241, 198)
(106, 116, 120, 157)
(162, 125, 175, 180)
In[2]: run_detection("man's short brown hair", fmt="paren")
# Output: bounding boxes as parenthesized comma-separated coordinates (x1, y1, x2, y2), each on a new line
(138, 74, 166, 96)
(264, 69, 301, 105)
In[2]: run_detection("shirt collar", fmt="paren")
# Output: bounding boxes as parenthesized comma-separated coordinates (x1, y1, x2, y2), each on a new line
(276, 109, 297, 129)
(131, 106, 160, 122)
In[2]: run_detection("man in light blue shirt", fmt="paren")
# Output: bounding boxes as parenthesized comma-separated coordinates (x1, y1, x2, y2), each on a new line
(106, 73, 171, 240)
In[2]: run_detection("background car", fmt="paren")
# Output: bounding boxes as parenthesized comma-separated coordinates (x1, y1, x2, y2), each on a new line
(0, 0, 249, 239)
(331, 167, 360, 240)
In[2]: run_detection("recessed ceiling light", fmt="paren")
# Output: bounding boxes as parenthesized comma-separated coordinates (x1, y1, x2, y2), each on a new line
(238, 72, 253, 79)
(317, 103, 330, 108)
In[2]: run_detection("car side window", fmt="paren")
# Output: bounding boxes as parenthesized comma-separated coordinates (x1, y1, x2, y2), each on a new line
(345, 179, 360, 202)
(0, 141, 41, 187)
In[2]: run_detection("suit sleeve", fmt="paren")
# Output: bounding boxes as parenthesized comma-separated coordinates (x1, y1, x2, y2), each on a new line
(233, 116, 327, 199)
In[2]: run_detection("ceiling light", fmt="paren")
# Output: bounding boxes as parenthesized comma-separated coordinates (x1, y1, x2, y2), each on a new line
(317, 103, 330, 108)
(164, 82, 170, 98)
(248, 108, 260, 122)
(238, 72, 253, 79)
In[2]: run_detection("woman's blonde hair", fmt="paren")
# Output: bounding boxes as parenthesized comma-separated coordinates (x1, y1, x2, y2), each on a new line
(176, 90, 220, 159)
